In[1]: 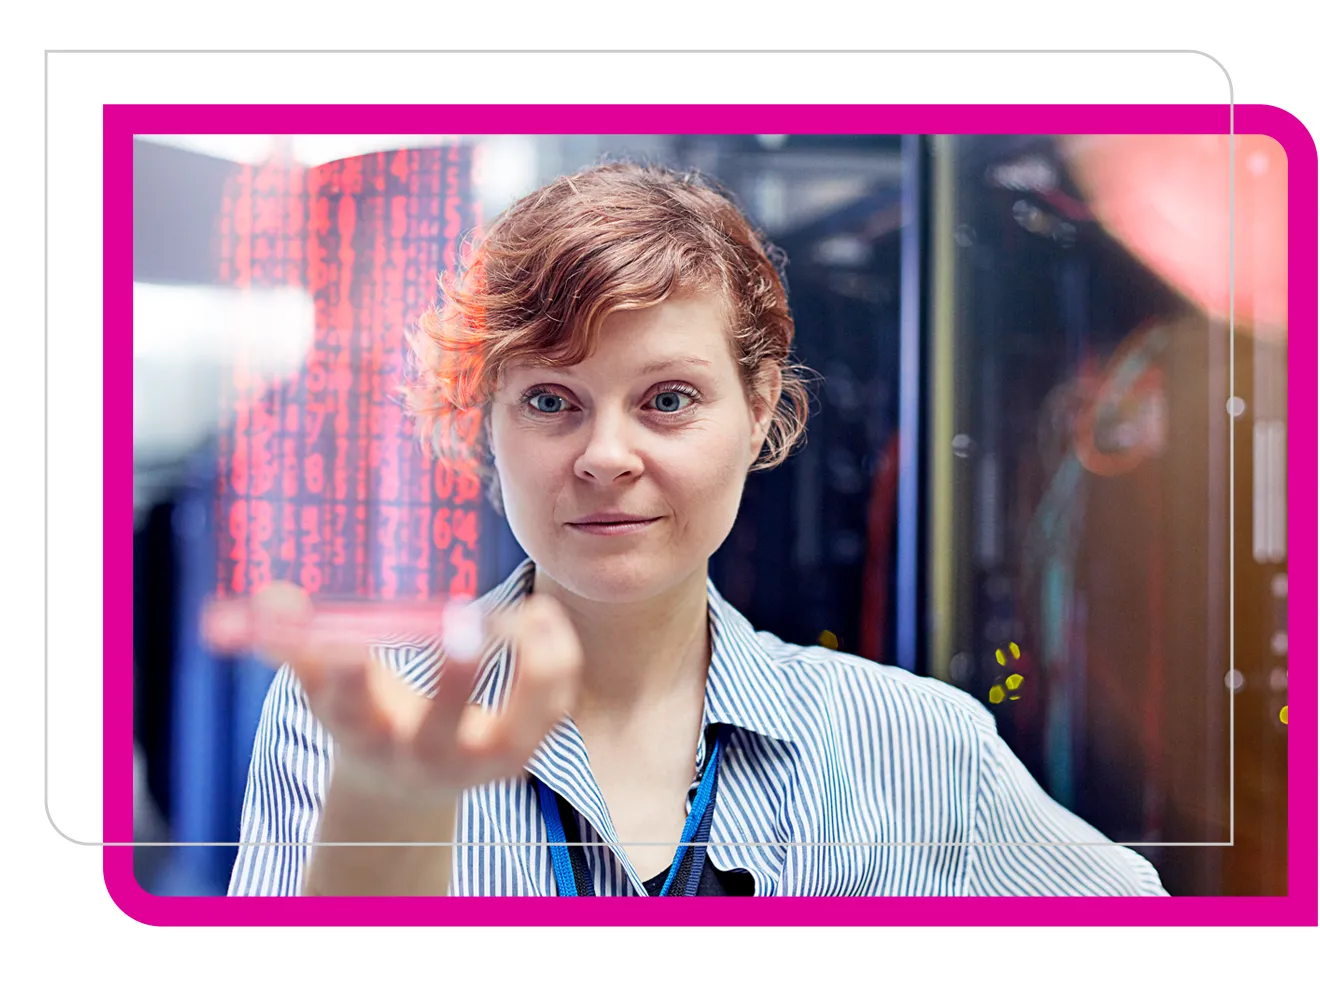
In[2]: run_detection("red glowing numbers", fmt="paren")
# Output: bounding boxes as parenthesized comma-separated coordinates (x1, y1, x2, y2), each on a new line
(217, 146, 481, 600)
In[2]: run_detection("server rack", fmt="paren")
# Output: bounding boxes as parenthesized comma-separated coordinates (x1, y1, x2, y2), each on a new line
(924, 134, 1286, 895)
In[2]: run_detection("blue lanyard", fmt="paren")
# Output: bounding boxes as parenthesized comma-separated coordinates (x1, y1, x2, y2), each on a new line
(536, 725, 728, 897)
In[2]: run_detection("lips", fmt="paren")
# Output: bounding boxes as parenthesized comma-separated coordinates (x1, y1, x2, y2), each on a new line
(566, 514, 662, 536)
(568, 513, 657, 525)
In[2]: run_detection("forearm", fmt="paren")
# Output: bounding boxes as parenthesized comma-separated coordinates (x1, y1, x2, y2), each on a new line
(302, 774, 458, 897)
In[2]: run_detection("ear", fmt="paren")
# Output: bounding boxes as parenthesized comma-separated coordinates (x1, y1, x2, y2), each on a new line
(748, 366, 783, 464)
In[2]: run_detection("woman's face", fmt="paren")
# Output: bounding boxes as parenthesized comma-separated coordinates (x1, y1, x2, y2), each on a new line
(488, 290, 777, 605)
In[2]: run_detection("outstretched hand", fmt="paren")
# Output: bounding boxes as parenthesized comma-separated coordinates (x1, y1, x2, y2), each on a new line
(202, 585, 583, 804)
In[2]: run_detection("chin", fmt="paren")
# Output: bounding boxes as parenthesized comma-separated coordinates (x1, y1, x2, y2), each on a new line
(540, 549, 698, 605)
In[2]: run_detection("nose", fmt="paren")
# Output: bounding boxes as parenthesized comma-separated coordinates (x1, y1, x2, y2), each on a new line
(573, 412, 644, 483)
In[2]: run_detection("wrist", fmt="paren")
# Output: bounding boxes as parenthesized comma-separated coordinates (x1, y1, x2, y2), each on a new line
(306, 768, 458, 896)
(326, 758, 461, 831)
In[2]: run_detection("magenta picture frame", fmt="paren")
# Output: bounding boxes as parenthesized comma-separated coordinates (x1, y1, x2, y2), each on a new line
(103, 103, 1317, 926)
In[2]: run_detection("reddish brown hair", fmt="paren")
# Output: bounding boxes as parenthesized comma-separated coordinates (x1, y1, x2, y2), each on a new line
(401, 160, 814, 510)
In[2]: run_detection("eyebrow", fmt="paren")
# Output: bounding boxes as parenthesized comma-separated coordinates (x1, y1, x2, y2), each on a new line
(635, 356, 713, 376)
(513, 355, 713, 379)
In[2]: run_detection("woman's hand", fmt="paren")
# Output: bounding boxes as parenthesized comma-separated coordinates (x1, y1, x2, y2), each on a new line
(206, 584, 581, 896)
(203, 585, 583, 804)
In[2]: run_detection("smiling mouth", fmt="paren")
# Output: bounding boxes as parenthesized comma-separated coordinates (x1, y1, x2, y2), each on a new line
(570, 517, 657, 524)
(566, 517, 661, 534)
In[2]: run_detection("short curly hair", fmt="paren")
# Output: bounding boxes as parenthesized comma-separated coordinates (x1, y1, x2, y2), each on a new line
(401, 159, 814, 513)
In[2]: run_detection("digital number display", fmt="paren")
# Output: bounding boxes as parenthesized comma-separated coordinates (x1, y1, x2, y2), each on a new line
(215, 146, 481, 602)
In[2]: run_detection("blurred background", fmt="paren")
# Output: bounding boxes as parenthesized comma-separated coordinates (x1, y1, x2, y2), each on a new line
(130, 131, 1289, 896)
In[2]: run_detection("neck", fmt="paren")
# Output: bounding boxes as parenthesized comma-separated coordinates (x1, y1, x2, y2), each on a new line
(531, 565, 712, 730)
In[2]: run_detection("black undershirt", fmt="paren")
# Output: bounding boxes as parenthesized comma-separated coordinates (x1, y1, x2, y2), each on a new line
(641, 861, 756, 896)
(553, 787, 755, 896)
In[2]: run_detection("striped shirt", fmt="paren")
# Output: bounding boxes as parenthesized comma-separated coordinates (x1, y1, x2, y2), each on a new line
(229, 558, 1168, 897)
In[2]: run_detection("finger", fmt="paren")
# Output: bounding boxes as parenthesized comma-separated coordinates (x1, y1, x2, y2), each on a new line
(414, 598, 515, 754)
(305, 597, 489, 745)
(418, 599, 489, 736)
(200, 596, 255, 653)
(453, 703, 501, 757)
(441, 597, 487, 663)
(243, 586, 380, 710)
(294, 635, 432, 752)
(466, 594, 581, 765)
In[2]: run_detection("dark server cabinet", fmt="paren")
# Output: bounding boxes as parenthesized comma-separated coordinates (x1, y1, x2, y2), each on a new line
(924, 134, 1287, 895)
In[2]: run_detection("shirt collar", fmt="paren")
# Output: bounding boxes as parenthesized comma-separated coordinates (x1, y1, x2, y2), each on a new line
(456, 558, 795, 893)
(466, 558, 797, 745)
(702, 575, 797, 744)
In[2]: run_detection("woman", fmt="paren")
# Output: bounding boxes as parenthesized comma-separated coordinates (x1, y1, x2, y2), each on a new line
(217, 161, 1167, 897)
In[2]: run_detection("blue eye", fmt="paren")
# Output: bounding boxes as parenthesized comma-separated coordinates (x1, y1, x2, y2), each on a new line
(650, 385, 699, 414)
(527, 392, 568, 414)
(520, 384, 698, 417)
